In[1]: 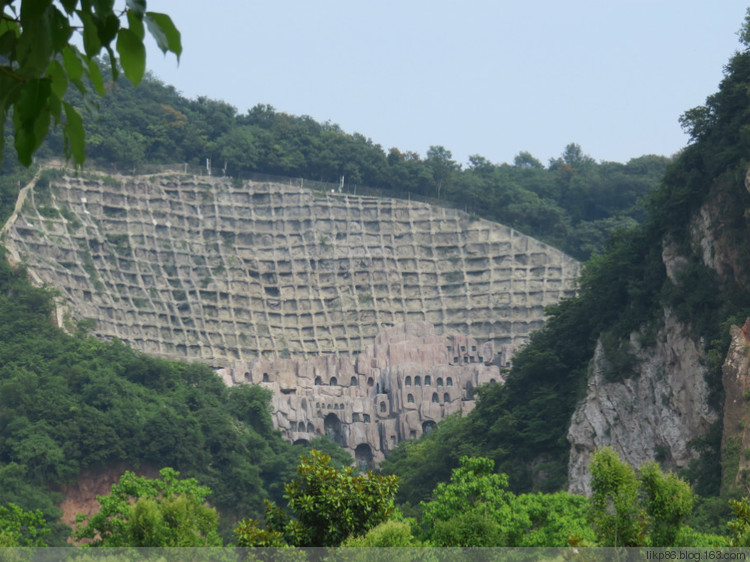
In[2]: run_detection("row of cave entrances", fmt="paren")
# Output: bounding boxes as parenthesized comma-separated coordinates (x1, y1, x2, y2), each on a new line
(292, 414, 438, 470)
(313, 375, 375, 387)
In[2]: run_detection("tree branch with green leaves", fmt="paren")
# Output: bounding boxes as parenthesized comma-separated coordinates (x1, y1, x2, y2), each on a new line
(0, 0, 180, 169)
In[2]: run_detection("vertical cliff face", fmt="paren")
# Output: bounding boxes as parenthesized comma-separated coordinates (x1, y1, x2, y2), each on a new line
(567, 310, 718, 494)
(721, 320, 750, 495)
(567, 165, 750, 493)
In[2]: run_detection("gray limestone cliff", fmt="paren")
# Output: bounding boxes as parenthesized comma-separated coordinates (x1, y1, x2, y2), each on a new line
(567, 166, 750, 493)
(567, 310, 718, 494)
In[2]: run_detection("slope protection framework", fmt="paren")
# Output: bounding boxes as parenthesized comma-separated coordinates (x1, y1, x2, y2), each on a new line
(3, 168, 580, 366)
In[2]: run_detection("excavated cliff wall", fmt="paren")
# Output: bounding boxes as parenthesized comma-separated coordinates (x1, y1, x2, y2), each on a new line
(3, 167, 579, 456)
(218, 321, 506, 463)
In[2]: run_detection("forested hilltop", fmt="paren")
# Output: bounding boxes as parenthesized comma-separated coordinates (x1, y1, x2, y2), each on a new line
(1, 68, 668, 261)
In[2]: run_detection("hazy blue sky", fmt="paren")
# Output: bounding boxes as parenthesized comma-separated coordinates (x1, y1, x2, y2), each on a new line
(144, 1, 749, 167)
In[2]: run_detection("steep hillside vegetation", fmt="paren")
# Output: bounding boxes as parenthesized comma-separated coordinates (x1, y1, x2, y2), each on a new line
(381, 13, 750, 521)
(0, 250, 352, 543)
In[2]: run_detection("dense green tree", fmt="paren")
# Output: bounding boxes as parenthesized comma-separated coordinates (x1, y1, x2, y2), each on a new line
(418, 456, 593, 547)
(421, 456, 509, 524)
(640, 460, 695, 546)
(235, 450, 399, 547)
(340, 519, 422, 547)
(425, 145, 458, 199)
(590, 448, 695, 547)
(728, 497, 750, 546)
(380, 414, 479, 507)
(0, 502, 49, 546)
(74, 467, 221, 547)
(420, 456, 517, 546)
(589, 448, 646, 547)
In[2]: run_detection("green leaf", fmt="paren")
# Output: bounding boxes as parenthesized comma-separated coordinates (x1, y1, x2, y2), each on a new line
(92, 0, 115, 16)
(0, 73, 21, 109)
(96, 12, 119, 45)
(0, 15, 20, 42)
(13, 78, 52, 166)
(46, 59, 68, 98)
(126, 8, 144, 41)
(63, 101, 86, 164)
(126, 0, 146, 17)
(86, 58, 105, 96)
(47, 89, 62, 123)
(20, 0, 53, 26)
(144, 12, 181, 59)
(16, 8, 53, 74)
(0, 28, 19, 57)
(61, 45, 83, 81)
(104, 43, 118, 81)
(77, 9, 101, 57)
(49, 6, 72, 50)
(60, 0, 78, 14)
(116, 27, 145, 85)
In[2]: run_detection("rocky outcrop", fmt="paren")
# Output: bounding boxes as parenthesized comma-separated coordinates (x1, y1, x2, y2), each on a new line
(3, 167, 579, 366)
(218, 321, 507, 464)
(566, 161, 750, 493)
(721, 320, 750, 495)
(567, 310, 718, 494)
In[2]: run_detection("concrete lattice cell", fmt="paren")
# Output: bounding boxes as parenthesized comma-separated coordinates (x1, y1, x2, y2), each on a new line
(3, 169, 580, 367)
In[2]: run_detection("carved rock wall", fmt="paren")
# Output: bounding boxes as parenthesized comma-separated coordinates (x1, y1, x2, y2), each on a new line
(3, 168, 579, 366)
(218, 321, 507, 463)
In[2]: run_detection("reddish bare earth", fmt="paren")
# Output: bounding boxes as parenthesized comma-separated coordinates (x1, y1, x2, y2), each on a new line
(58, 463, 159, 542)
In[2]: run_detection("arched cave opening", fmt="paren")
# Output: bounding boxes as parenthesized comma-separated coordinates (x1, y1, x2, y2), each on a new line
(324, 413, 346, 448)
(422, 420, 437, 435)
(354, 443, 374, 471)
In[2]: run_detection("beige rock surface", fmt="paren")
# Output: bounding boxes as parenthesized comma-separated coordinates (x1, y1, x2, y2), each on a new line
(721, 320, 750, 494)
(218, 321, 507, 463)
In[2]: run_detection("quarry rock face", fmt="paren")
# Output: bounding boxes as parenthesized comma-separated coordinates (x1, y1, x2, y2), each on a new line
(567, 310, 718, 495)
(4, 168, 579, 365)
(218, 321, 508, 463)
